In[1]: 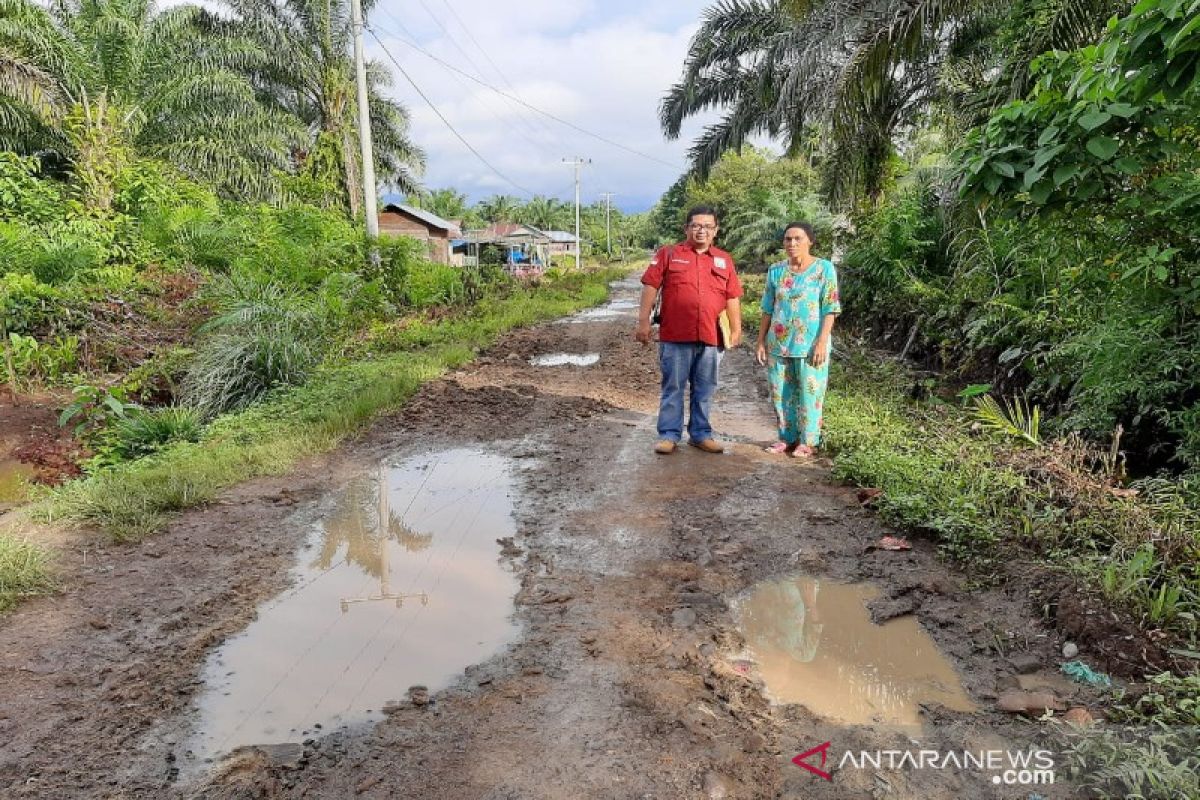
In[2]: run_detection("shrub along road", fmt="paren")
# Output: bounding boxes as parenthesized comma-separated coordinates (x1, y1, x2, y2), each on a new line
(0, 277, 1127, 798)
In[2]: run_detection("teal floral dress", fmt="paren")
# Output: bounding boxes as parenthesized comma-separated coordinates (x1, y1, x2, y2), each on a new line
(760, 259, 842, 446)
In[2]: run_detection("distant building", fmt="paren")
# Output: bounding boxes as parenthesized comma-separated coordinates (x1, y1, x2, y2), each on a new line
(541, 230, 579, 256)
(460, 223, 552, 276)
(378, 203, 462, 264)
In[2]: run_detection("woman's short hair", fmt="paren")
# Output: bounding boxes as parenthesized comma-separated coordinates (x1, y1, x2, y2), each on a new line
(782, 221, 816, 246)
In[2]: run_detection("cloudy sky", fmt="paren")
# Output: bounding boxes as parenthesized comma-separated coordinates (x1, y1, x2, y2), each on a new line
(367, 0, 715, 211)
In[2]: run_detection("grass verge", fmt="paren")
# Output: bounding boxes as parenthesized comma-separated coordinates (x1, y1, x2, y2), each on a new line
(45, 267, 622, 542)
(821, 347, 1200, 642)
(823, 347, 1200, 797)
(0, 533, 55, 613)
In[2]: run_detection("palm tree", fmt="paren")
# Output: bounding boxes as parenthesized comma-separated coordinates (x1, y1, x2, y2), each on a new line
(476, 194, 519, 224)
(661, 0, 1126, 206)
(722, 188, 836, 270)
(414, 187, 468, 221)
(0, 0, 299, 207)
(517, 195, 570, 231)
(219, 0, 425, 214)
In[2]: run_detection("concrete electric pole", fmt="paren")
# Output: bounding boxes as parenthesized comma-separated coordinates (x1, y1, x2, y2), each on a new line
(563, 157, 590, 267)
(350, 0, 379, 239)
(599, 192, 615, 260)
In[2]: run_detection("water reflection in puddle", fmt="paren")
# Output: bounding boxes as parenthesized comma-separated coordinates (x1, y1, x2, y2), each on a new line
(187, 449, 520, 762)
(530, 353, 600, 367)
(737, 577, 975, 727)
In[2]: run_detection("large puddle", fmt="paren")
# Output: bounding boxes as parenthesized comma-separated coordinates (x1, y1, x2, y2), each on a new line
(186, 449, 521, 762)
(737, 577, 976, 727)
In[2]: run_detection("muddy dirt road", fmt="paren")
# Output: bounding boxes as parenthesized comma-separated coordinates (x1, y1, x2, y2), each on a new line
(1, 276, 1100, 798)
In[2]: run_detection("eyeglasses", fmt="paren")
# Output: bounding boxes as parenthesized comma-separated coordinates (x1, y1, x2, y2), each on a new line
(688, 223, 717, 231)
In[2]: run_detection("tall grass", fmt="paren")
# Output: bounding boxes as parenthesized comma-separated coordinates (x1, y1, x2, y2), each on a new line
(0, 534, 54, 612)
(48, 268, 622, 540)
(822, 349, 1200, 635)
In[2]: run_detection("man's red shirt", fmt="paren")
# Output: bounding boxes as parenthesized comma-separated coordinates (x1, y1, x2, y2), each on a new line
(641, 241, 743, 346)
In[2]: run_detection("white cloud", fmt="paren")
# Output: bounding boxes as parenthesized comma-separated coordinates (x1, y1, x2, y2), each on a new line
(368, 0, 716, 211)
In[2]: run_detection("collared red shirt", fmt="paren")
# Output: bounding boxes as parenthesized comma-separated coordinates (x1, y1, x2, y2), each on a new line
(641, 242, 742, 346)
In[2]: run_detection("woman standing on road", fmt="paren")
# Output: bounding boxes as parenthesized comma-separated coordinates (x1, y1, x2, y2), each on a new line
(755, 222, 841, 458)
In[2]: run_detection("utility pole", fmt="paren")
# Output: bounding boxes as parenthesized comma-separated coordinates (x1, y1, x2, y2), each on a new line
(339, 464, 429, 613)
(562, 156, 590, 267)
(599, 192, 615, 260)
(350, 0, 379, 239)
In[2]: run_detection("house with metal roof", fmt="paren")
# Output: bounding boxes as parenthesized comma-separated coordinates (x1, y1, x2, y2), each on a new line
(540, 230, 579, 255)
(458, 223, 552, 276)
(378, 203, 462, 264)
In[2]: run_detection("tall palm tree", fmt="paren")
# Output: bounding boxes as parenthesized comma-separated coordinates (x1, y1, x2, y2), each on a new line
(517, 195, 570, 231)
(220, 0, 424, 214)
(0, 0, 299, 206)
(722, 188, 836, 269)
(661, 0, 1126, 206)
(476, 194, 519, 224)
(414, 187, 468, 221)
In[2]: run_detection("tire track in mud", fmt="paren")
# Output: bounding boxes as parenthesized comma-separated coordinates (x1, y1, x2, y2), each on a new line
(1, 276, 1101, 799)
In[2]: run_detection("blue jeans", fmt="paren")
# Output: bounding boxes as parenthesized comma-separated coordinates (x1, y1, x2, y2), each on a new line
(657, 342, 722, 442)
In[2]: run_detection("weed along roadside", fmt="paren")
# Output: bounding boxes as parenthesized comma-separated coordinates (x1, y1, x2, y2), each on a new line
(0, 267, 622, 607)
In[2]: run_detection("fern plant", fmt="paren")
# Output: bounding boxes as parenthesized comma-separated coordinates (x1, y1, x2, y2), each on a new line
(972, 394, 1041, 446)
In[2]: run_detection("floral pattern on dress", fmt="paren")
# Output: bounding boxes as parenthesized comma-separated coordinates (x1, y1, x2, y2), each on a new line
(759, 259, 842, 358)
(760, 259, 841, 447)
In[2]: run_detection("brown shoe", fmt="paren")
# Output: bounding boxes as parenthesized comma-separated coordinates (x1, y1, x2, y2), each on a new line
(654, 440, 677, 455)
(688, 439, 725, 454)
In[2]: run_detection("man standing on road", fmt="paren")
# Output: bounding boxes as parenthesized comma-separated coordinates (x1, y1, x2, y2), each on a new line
(635, 206, 743, 454)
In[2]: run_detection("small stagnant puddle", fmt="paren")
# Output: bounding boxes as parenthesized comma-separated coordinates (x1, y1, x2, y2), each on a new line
(737, 577, 976, 727)
(530, 353, 600, 367)
(562, 289, 638, 323)
(0, 459, 34, 504)
(185, 448, 521, 764)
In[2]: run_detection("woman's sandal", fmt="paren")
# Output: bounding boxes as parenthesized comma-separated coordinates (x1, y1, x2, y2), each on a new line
(790, 444, 815, 459)
(763, 441, 791, 454)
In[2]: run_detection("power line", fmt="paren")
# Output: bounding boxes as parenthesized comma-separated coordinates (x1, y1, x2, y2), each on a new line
(378, 4, 548, 149)
(367, 23, 684, 171)
(410, 0, 548, 143)
(429, 0, 567, 145)
(367, 28, 535, 197)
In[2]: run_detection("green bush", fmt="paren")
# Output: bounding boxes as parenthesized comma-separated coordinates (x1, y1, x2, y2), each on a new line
(140, 204, 241, 272)
(4, 332, 79, 384)
(0, 273, 66, 334)
(110, 406, 203, 459)
(0, 154, 60, 224)
(402, 261, 464, 308)
(182, 326, 322, 419)
(367, 235, 422, 303)
(28, 230, 106, 285)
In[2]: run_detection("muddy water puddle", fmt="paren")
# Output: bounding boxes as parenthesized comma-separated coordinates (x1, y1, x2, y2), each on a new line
(0, 459, 34, 504)
(186, 448, 521, 763)
(562, 279, 639, 322)
(738, 577, 975, 727)
(530, 352, 600, 367)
